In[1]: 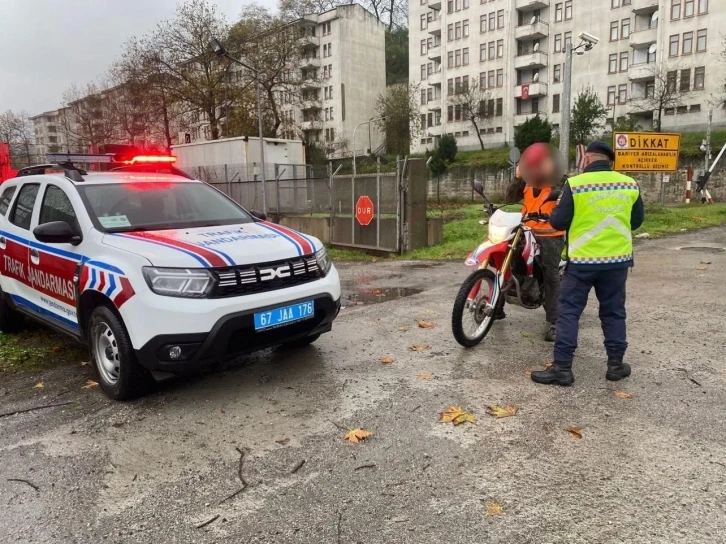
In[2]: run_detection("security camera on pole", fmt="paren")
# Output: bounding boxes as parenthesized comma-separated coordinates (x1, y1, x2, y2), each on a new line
(559, 32, 599, 167)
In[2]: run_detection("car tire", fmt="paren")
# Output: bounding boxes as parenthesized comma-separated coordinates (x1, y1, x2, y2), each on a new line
(88, 305, 152, 400)
(0, 290, 24, 333)
(281, 334, 321, 350)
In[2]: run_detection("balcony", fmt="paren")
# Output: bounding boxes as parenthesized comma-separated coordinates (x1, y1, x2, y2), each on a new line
(427, 18, 441, 36)
(514, 20, 549, 41)
(514, 111, 548, 126)
(427, 101, 442, 112)
(300, 100, 322, 111)
(626, 97, 655, 115)
(628, 62, 656, 82)
(514, 51, 548, 70)
(300, 56, 321, 69)
(632, 0, 659, 15)
(629, 25, 657, 49)
(514, 82, 548, 98)
(301, 78, 321, 90)
(427, 68, 443, 86)
(427, 44, 442, 63)
(300, 120, 323, 131)
(300, 35, 320, 49)
(515, 0, 549, 10)
(428, 0, 441, 10)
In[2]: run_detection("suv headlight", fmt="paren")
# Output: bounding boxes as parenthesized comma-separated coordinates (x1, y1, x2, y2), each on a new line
(315, 247, 332, 275)
(142, 267, 214, 298)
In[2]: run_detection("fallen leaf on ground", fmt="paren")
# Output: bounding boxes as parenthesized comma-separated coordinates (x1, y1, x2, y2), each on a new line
(372, 258, 378, 263)
(566, 426, 583, 439)
(524, 370, 533, 378)
(83, 380, 99, 389)
(80, 361, 90, 366)
(343, 428, 373, 444)
(691, 216, 705, 222)
(417, 319, 437, 329)
(396, 326, 409, 332)
(381, 356, 396, 364)
(439, 405, 476, 426)
(696, 266, 708, 271)
(408, 345, 430, 352)
(613, 390, 633, 399)
(418, 372, 433, 380)
(543, 362, 553, 369)
(371, 288, 383, 295)
(486, 404, 518, 418)
(276, 438, 290, 445)
(485, 501, 504, 516)
(701, 261, 712, 265)
(521, 332, 534, 338)
(34, 382, 45, 389)
(52, 346, 62, 352)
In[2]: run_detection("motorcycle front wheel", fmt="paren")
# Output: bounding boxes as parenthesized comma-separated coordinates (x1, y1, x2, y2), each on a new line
(452, 269, 501, 348)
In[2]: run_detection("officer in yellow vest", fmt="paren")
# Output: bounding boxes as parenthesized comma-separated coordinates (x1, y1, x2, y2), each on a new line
(531, 142, 644, 386)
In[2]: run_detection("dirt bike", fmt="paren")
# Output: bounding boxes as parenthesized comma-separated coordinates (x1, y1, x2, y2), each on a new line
(451, 182, 564, 347)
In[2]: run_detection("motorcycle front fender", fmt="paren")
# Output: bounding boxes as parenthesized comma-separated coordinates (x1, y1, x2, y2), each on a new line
(465, 239, 510, 268)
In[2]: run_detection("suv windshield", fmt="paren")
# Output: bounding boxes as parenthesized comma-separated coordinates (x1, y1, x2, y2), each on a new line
(78, 181, 254, 233)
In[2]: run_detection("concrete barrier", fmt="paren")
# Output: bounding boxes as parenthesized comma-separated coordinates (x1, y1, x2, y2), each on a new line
(279, 216, 331, 243)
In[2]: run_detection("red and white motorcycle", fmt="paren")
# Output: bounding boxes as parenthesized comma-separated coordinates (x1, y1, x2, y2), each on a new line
(451, 182, 564, 347)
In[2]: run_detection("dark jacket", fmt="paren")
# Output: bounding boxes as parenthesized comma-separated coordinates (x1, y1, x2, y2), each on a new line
(550, 160, 645, 270)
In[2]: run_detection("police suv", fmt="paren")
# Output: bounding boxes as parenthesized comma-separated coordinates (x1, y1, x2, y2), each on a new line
(0, 152, 340, 399)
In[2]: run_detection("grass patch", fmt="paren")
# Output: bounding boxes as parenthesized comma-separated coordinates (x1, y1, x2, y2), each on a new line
(0, 324, 87, 374)
(635, 203, 726, 237)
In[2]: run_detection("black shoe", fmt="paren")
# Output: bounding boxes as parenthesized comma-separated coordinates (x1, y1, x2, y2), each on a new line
(531, 364, 574, 386)
(606, 357, 631, 381)
(494, 309, 506, 321)
(544, 324, 556, 342)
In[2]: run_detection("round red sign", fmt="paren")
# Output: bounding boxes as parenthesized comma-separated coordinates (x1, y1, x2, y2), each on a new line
(355, 195, 375, 226)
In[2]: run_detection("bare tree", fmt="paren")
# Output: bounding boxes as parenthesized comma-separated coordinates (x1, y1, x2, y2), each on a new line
(448, 79, 492, 150)
(375, 83, 421, 156)
(61, 82, 116, 150)
(277, 0, 343, 20)
(630, 63, 689, 131)
(0, 110, 35, 167)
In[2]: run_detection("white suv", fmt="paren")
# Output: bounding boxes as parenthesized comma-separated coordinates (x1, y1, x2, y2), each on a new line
(0, 155, 340, 399)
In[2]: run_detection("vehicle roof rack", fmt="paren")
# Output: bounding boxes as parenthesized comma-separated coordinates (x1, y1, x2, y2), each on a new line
(16, 162, 87, 182)
(43, 152, 193, 180)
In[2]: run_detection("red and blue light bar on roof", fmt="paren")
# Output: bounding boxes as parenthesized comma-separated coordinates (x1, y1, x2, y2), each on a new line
(47, 153, 177, 165)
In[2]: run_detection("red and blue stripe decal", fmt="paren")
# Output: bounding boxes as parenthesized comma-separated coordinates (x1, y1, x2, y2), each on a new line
(258, 221, 316, 256)
(80, 263, 136, 309)
(116, 232, 236, 267)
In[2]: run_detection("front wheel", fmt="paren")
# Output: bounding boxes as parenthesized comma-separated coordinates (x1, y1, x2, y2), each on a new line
(452, 269, 501, 348)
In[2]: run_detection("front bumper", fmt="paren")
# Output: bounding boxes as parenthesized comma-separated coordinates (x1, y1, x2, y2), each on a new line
(135, 294, 340, 372)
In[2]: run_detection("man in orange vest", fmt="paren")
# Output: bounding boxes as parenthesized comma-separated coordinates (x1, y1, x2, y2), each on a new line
(505, 143, 566, 341)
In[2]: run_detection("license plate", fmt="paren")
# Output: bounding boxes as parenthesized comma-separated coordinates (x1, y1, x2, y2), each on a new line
(254, 300, 315, 331)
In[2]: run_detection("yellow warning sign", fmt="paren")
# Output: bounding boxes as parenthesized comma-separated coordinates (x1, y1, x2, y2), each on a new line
(613, 132, 680, 172)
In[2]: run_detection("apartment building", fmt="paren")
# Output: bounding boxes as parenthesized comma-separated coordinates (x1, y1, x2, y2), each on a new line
(29, 109, 71, 156)
(277, 4, 386, 157)
(410, 0, 726, 153)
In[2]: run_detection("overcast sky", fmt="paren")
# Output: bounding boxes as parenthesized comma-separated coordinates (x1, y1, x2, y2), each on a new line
(0, 0, 276, 116)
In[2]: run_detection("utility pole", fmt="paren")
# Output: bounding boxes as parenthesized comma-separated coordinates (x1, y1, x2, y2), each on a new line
(705, 107, 713, 172)
(559, 41, 573, 164)
(255, 73, 268, 215)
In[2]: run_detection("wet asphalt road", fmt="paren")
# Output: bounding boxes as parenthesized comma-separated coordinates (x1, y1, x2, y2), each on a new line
(1, 229, 726, 543)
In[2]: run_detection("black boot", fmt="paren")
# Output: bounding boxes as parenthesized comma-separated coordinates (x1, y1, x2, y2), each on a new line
(531, 362, 574, 386)
(606, 357, 631, 381)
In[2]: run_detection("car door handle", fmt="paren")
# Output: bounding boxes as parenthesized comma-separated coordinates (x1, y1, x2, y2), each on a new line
(30, 249, 39, 258)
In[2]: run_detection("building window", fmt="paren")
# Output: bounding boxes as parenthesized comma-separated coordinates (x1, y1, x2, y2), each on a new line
(698, 0, 708, 14)
(623, 0, 631, 4)
(645, 81, 655, 98)
(694, 67, 705, 90)
(448, 78, 454, 93)
(480, 43, 486, 62)
(496, 69, 503, 87)
(554, 34, 562, 52)
(496, 39, 503, 58)
(611, 0, 620, 7)
(607, 86, 616, 105)
(427, 62, 433, 76)
(463, 48, 469, 65)
(667, 70, 677, 91)
(455, 22, 461, 39)
(553, 94, 560, 113)
(565, 0, 573, 19)
(496, 98, 503, 116)
(682, 31, 693, 54)
(447, 51, 454, 68)
(421, 65, 426, 80)
(488, 70, 495, 88)
(448, 105, 454, 122)
(691, 104, 701, 113)
(448, 0, 453, 12)
(455, 49, 462, 66)
(553, 64, 561, 83)
(480, 72, 486, 88)
(463, 19, 469, 37)
(608, 54, 617, 74)
(480, 14, 486, 33)
(618, 84, 627, 104)
(620, 51, 629, 71)
(462, 75, 469, 90)
(455, 104, 461, 121)
(421, 14, 427, 30)
(489, 12, 495, 31)
(564, 31, 572, 49)
(421, 39, 427, 56)
(555, 3, 563, 21)
(497, 10, 504, 28)
(664, 108, 675, 116)
(448, 24, 454, 41)
(421, 89, 427, 105)
(489, 41, 495, 60)
(680, 68, 691, 91)
(621, 19, 630, 39)
(696, 29, 707, 52)
(684, 0, 694, 17)
(669, 34, 679, 57)
(671, 0, 681, 19)
(427, 88, 433, 101)
(677, 105, 688, 114)
(610, 21, 619, 41)
(463, 0, 469, 8)
(455, 0, 461, 10)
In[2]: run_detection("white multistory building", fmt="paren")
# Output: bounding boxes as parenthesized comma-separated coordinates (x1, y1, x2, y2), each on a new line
(410, 0, 726, 153)
(29, 109, 71, 156)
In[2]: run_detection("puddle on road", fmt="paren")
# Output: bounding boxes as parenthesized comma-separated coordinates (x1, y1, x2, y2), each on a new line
(679, 246, 725, 253)
(341, 282, 423, 306)
(355, 274, 402, 284)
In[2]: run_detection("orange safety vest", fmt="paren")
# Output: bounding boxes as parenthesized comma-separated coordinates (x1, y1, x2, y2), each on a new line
(522, 186, 565, 237)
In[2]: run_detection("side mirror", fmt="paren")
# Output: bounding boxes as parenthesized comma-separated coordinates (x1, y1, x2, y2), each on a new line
(544, 190, 561, 203)
(473, 182, 485, 197)
(250, 209, 267, 221)
(33, 221, 82, 245)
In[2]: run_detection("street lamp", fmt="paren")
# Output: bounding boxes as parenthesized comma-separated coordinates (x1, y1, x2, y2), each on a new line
(559, 32, 599, 164)
(352, 116, 386, 176)
(209, 37, 268, 215)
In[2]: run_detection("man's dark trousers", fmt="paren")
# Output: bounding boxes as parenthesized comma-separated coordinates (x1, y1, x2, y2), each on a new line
(536, 235, 565, 324)
(554, 267, 629, 366)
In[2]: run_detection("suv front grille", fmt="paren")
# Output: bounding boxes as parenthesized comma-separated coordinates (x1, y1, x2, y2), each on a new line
(210, 255, 322, 298)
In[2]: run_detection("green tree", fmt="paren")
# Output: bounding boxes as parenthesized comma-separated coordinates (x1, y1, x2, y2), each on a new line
(385, 27, 408, 86)
(305, 142, 328, 165)
(375, 83, 421, 156)
(437, 134, 457, 163)
(571, 86, 609, 144)
(514, 115, 552, 151)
